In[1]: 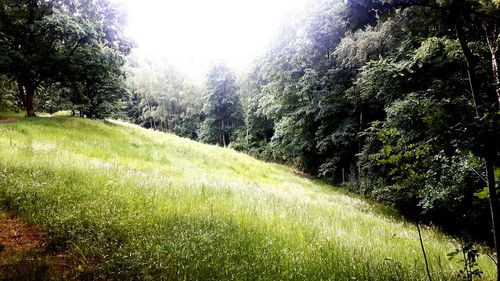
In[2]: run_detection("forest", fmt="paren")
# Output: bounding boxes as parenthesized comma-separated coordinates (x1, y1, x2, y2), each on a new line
(0, 0, 499, 280)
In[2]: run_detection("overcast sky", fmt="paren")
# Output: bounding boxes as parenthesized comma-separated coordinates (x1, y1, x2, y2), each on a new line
(114, 0, 309, 79)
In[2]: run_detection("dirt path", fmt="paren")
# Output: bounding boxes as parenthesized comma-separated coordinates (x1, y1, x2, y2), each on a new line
(0, 210, 76, 280)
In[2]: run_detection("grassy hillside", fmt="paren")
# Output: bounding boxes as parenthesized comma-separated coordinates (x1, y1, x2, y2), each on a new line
(0, 114, 495, 280)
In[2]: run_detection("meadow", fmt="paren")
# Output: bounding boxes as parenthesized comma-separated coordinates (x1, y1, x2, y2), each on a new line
(0, 114, 495, 280)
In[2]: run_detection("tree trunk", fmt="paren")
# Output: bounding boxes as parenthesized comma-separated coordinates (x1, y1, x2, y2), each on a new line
(342, 167, 345, 184)
(486, 155, 500, 281)
(483, 23, 500, 281)
(457, 21, 500, 281)
(358, 106, 363, 178)
(490, 51, 500, 105)
(245, 113, 250, 146)
(483, 21, 500, 106)
(25, 84, 35, 117)
(16, 82, 26, 108)
(456, 23, 481, 116)
(221, 118, 226, 147)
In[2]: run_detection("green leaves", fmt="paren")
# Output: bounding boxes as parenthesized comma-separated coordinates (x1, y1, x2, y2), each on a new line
(0, 0, 131, 117)
(447, 242, 483, 280)
(473, 187, 489, 199)
(199, 63, 243, 146)
(414, 37, 463, 66)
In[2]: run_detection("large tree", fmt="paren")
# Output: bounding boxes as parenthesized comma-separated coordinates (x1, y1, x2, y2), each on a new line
(0, 0, 131, 117)
(199, 63, 243, 147)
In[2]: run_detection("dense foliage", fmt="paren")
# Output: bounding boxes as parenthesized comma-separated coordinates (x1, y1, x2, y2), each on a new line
(0, 0, 131, 117)
(229, 0, 500, 253)
(125, 56, 204, 139)
(199, 64, 243, 146)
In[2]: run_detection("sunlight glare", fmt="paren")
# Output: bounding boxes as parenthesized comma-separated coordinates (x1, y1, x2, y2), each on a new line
(115, 0, 308, 74)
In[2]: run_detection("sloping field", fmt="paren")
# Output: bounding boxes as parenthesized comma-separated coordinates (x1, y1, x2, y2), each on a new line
(0, 115, 494, 280)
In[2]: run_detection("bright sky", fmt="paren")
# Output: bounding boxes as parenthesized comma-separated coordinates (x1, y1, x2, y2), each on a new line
(115, 0, 309, 78)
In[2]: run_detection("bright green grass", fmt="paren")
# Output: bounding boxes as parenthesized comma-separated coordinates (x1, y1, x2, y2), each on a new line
(0, 115, 494, 280)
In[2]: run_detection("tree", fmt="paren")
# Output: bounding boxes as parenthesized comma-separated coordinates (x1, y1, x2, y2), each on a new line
(232, 70, 275, 160)
(199, 63, 243, 147)
(72, 43, 127, 118)
(245, 0, 357, 175)
(125, 56, 205, 136)
(174, 83, 204, 139)
(0, 0, 131, 117)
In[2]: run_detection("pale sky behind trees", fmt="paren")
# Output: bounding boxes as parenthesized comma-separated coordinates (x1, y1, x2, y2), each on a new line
(115, 0, 309, 79)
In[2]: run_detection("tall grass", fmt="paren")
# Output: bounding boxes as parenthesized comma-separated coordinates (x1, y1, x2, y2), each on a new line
(0, 115, 494, 280)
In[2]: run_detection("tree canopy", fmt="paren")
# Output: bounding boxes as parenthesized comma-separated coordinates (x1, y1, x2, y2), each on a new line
(199, 63, 243, 147)
(0, 0, 131, 117)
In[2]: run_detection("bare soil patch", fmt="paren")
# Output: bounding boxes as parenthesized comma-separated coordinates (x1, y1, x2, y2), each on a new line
(0, 211, 77, 280)
(0, 212, 48, 252)
(0, 118, 16, 124)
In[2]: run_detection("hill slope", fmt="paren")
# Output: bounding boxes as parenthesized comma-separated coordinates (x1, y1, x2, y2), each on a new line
(0, 116, 494, 280)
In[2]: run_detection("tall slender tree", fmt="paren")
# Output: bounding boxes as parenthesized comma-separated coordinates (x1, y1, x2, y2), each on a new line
(199, 63, 243, 147)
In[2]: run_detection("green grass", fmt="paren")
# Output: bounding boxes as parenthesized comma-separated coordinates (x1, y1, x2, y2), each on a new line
(0, 115, 495, 280)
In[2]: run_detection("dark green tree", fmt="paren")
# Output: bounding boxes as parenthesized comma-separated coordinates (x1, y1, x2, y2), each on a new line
(237, 0, 497, 256)
(0, 0, 131, 117)
(232, 70, 275, 160)
(199, 63, 243, 147)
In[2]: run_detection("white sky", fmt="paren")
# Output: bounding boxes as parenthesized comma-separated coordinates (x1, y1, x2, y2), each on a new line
(115, 0, 309, 79)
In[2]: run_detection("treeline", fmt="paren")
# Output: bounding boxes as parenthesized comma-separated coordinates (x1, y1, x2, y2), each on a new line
(125, 57, 204, 139)
(230, 0, 500, 259)
(125, 59, 244, 146)
(125, 0, 500, 251)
